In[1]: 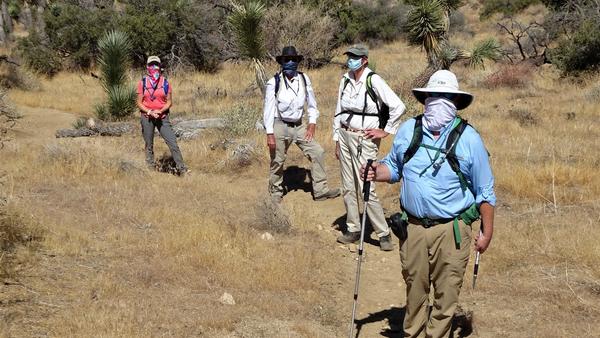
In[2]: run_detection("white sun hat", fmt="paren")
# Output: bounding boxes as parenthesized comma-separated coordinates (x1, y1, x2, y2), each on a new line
(412, 70, 474, 110)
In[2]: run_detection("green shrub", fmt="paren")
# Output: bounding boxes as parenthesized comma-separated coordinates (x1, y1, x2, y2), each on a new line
(18, 0, 227, 72)
(479, 0, 541, 19)
(550, 21, 600, 73)
(17, 32, 62, 76)
(44, 3, 115, 70)
(335, 0, 409, 44)
(119, 0, 226, 71)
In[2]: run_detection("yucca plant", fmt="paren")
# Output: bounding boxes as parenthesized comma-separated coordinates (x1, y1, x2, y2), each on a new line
(227, 0, 268, 94)
(95, 30, 136, 120)
(406, 0, 501, 87)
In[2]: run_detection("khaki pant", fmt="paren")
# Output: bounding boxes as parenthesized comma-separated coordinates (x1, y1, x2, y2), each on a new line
(338, 129, 389, 237)
(269, 119, 329, 198)
(400, 220, 472, 338)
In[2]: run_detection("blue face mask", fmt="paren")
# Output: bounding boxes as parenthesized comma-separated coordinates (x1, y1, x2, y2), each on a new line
(282, 60, 299, 77)
(347, 58, 363, 71)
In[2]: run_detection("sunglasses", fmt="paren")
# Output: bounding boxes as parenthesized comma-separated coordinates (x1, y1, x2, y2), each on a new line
(428, 92, 458, 101)
(282, 56, 300, 63)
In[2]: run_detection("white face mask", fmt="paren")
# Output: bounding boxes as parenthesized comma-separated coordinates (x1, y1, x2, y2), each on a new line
(423, 97, 457, 131)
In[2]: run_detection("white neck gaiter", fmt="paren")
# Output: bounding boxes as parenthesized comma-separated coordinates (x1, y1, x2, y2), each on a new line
(423, 97, 457, 132)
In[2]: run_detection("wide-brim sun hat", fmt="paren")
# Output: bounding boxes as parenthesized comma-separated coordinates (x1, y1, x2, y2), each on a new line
(146, 55, 161, 65)
(276, 46, 303, 64)
(412, 70, 473, 110)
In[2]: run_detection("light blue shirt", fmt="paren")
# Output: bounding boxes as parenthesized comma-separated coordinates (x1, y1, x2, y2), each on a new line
(381, 117, 496, 219)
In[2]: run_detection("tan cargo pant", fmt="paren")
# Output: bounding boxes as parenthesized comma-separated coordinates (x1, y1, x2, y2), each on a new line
(269, 119, 329, 198)
(400, 220, 472, 338)
(338, 129, 389, 237)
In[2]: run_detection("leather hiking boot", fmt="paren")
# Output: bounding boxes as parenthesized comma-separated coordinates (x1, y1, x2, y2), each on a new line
(379, 234, 394, 251)
(337, 231, 360, 244)
(314, 188, 341, 201)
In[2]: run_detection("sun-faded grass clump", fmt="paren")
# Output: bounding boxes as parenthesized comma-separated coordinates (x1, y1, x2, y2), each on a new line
(0, 205, 42, 279)
(508, 108, 539, 127)
(483, 63, 534, 88)
(220, 103, 260, 136)
(218, 140, 262, 170)
(0, 63, 38, 90)
(253, 197, 292, 234)
(585, 84, 600, 103)
(263, 2, 339, 67)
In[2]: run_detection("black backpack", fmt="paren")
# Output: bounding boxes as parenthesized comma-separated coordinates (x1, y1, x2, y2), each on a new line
(337, 72, 390, 129)
(403, 114, 471, 193)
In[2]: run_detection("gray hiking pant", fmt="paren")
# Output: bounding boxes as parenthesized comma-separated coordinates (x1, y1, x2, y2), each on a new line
(141, 115, 186, 171)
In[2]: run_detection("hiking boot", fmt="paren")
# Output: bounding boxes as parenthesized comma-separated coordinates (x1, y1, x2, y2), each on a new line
(379, 234, 394, 251)
(337, 231, 360, 244)
(314, 188, 341, 201)
(177, 168, 190, 177)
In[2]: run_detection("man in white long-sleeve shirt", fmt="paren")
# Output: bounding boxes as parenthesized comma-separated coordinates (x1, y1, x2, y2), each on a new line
(333, 45, 406, 251)
(264, 46, 340, 203)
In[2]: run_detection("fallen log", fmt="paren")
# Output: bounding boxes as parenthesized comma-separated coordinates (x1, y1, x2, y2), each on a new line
(56, 122, 133, 138)
(56, 118, 225, 139)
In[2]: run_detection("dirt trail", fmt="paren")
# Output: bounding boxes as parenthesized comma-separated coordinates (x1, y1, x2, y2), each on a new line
(11, 105, 77, 145)
(283, 188, 407, 337)
(6, 104, 408, 337)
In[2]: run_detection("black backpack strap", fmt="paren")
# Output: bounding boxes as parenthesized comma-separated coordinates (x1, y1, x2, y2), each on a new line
(274, 72, 281, 95)
(403, 115, 424, 165)
(445, 117, 470, 192)
(365, 72, 378, 109)
(142, 76, 146, 95)
(340, 77, 351, 101)
(365, 72, 390, 129)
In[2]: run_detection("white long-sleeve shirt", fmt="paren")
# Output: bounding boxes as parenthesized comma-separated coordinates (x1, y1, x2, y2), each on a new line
(333, 67, 405, 141)
(263, 73, 319, 134)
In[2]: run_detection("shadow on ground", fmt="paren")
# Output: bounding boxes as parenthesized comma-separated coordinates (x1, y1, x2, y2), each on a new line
(354, 306, 405, 337)
(282, 166, 313, 195)
(352, 305, 473, 337)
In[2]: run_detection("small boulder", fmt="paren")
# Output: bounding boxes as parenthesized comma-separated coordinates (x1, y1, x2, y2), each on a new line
(219, 292, 235, 305)
(260, 232, 274, 241)
(86, 118, 96, 130)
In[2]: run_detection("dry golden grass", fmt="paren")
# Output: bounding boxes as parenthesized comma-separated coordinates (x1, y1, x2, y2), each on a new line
(3, 7, 600, 337)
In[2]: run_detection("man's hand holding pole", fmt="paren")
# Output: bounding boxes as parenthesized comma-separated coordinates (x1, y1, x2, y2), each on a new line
(473, 202, 494, 289)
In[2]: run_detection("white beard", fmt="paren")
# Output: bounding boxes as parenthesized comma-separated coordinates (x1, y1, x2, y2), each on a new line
(423, 97, 457, 131)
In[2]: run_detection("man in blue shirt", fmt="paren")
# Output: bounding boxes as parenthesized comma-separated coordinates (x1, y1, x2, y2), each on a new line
(362, 70, 496, 338)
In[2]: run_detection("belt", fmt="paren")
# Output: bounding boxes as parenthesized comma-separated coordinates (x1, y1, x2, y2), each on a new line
(340, 124, 364, 133)
(276, 119, 302, 127)
(406, 212, 454, 228)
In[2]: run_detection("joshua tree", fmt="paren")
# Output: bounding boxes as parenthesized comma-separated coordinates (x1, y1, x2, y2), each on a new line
(95, 30, 136, 121)
(227, 0, 268, 94)
(405, 0, 502, 87)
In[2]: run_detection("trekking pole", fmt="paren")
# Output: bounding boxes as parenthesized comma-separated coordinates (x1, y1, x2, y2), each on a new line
(349, 159, 374, 338)
(472, 229, 483, 289)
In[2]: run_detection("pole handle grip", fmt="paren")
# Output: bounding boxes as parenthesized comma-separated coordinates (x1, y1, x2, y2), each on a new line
(362, 159, 374, 202)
